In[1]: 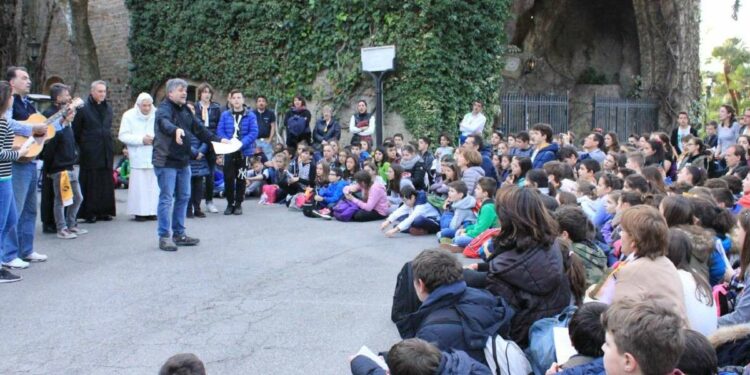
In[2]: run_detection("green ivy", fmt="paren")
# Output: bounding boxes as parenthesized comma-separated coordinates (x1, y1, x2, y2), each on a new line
(125, 0, 511, 140)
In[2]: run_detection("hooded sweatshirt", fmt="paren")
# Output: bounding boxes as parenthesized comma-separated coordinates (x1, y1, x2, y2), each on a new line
(450, 195, 478, 230)
(462, 166, 485, 194)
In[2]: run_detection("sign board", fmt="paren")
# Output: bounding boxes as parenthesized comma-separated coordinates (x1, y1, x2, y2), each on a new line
(361, 45, 396, 72)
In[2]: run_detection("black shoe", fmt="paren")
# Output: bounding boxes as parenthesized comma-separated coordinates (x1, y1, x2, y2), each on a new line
(233, 205, 243, 215)
(0, 268, 22, 283)
(148, 215, 158, 221)
(97, 215, 113, 222)
(84, 217, 97, 224)
(194, 210, 206, 218)
(134, 215, 149, 222)
(42, 224, 57, 234)
(224, 205, 234, 215)
(173, 234, 200, 246)
(159, 237, 178, 252)
(186, 209, 194, 218)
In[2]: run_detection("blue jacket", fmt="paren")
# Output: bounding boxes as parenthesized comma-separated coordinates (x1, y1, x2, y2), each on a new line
(188, 129, 209, 177)
(560, 358, 605, 375)
(479, 145, 495, 181)
(217, 108, 259, 157)
(532, 143, 559, 169)
(312, 117, 340, 145)
(318, 179, 347, 205)
(396, 281, 511, 364)
(350, 349, 492, 375)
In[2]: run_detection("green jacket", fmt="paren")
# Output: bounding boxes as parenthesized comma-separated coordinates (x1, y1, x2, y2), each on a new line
(378, 161, 390, 185)
(465, 200, 497, 238)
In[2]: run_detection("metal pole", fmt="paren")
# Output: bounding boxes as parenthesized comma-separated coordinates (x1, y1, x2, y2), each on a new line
(369, 71, 386, 147)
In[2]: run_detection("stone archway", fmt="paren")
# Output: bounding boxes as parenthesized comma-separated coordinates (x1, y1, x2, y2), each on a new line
(42, 75, 64, 94)
(503, 0, 700, 129)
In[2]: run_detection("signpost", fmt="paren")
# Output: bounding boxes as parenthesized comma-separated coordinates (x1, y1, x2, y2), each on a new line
(361, 45, 396, 146)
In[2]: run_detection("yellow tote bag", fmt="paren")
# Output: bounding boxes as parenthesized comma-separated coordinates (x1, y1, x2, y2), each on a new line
(59, 171, 73, 207)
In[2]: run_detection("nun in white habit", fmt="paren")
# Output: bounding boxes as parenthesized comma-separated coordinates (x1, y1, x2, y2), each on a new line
(118, 93, 158, 220)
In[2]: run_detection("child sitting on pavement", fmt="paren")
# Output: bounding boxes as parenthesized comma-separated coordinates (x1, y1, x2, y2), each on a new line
(380, 185, 440, 237)
(311, 168, 347, 219)
(443, 177, 498, 251)
(437, 181, 476, 244)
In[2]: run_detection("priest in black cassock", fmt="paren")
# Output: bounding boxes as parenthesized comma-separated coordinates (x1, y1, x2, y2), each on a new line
(72, 80, 116, 222)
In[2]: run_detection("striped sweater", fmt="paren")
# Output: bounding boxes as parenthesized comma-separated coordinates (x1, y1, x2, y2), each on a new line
(0, 118, 19, 179)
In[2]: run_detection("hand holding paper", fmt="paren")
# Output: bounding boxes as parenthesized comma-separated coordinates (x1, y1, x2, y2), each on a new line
(212, 138, 242, 154)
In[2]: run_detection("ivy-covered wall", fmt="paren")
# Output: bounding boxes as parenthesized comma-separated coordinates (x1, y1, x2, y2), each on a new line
(126, 0, 511, 140)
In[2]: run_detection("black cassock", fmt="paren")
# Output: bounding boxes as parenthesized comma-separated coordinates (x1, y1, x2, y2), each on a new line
(73, 95, 116, 219)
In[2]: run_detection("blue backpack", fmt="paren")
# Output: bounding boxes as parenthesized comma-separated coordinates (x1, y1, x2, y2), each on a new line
(525, 305, 578, 375)
(286, 114, 308, 136)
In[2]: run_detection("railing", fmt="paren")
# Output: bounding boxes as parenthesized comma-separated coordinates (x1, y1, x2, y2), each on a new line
(593, 96, 659, 140)
(499, 92, 569, 135)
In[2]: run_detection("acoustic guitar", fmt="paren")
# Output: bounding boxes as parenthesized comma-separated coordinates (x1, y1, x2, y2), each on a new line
(12, 98, 84, 162)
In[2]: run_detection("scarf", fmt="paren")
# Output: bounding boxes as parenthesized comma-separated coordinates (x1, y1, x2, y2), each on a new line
(399, 155, 422, 170)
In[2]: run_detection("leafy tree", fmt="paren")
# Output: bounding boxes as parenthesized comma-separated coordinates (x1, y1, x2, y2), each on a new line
(710, 37, 750, 111)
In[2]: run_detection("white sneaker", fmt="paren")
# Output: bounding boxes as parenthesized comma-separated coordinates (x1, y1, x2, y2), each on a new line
(3, 258, 29, 269)
(206, 201, 219, 213)
(69, 227, 88, 235)
(57, 229, 78, 239)
(23, 252, 48, 263)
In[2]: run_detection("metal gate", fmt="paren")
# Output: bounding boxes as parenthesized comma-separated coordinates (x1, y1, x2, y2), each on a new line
(499, 93, 569, 135)
(593, 96, 659, 141)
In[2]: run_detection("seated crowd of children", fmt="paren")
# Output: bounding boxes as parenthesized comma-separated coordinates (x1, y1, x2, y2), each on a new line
(157, 118, 750, 375)
(337, 122, 749, 375)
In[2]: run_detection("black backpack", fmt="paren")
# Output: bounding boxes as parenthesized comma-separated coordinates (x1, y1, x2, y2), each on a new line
(391, 261, 422, 336)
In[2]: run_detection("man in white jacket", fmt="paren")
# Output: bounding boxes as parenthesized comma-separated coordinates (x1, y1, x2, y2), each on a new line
(118, 93, 158, 221)
(459, 100, 486, 145)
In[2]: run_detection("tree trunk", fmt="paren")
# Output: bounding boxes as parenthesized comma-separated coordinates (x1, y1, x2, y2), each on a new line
(59, 0, 100, 94)
(0, 0, 21, 70)
(633, 0, 701, 129)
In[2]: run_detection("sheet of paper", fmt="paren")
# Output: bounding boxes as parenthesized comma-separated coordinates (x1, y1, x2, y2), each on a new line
(355, 345, 388, 370)
(211, 138, 242, 155)
(553, 326, 578, 363)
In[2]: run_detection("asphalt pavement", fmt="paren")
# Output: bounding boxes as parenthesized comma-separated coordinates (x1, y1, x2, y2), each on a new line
(2, 190, 437, 374)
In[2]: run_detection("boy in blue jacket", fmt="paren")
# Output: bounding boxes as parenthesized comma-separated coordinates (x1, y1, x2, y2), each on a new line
(350, 338, 491, 375)
(216, 90, 258, 215)
(529, 123, 559, 169)
(312, 168, 346, 219)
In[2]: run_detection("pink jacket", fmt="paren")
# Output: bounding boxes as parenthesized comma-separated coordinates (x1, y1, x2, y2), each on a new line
(349, 182, 389, 216)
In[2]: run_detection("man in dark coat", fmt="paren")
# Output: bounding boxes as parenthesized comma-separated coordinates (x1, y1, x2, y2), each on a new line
(73, 80, 116, 222)
(396, 249, 510, 365)
(153, 78, 227, 251)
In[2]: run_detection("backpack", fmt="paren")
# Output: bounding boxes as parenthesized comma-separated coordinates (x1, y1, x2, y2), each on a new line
(391, 261, 423, 336)
(286, 113, 308, 137)
(333, 199, 359, 222)
(485, 334, 533, 375)
(525, 305, 578, 375)
(463, 228, 501, 259)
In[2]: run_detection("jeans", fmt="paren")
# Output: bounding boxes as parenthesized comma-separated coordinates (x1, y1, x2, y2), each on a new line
(155, 166, 191, 238)
(51, 168, 83, 231)
(453, 235, 474, 247)
(0, 179, 19, 262)
(256, 139, 273, 161)
(2, 162, 36, 262)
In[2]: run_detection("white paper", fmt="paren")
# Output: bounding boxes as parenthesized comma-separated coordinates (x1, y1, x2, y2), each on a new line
(553, 327, 578, 363)
(356, 345, 388, 370)
(211, 138, 242, 155)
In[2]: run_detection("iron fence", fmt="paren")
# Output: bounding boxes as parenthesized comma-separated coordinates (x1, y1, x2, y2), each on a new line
(499, 93, 569, 135)
(593, 96, 659, 141)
